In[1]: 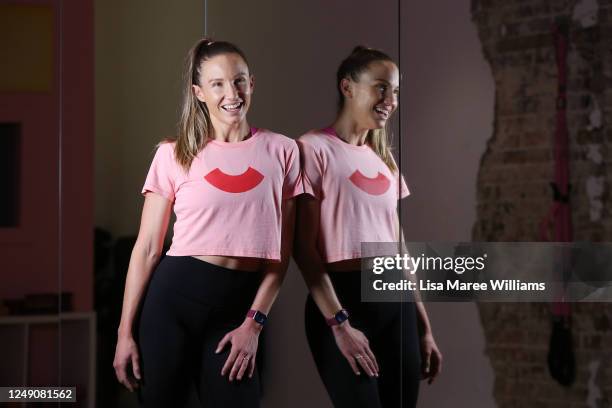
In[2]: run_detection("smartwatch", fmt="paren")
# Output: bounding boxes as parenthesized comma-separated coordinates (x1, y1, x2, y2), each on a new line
(246, 309, 267, 326)
(326, 309, 349, 326)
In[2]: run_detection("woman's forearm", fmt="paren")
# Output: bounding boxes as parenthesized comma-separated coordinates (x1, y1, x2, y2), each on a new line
(248, 198, 295, 315)
(249, 265, 286, 315)
(117, 244, 161, 338)
(294, 196, 342, 319)
(415, 301, 433, 335)
(295, 247, 343, 318)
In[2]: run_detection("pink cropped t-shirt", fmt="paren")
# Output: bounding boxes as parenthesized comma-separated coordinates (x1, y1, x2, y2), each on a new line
(298, 127, 410, 263)
(142, 128, 303, 261)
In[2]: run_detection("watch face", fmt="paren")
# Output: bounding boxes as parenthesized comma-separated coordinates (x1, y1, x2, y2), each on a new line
(254, 312, 266, 325)
(335, 310, 349, 324)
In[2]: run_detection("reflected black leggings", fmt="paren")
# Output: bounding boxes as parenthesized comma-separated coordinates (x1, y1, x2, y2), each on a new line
(136, 256, 262, 408)
(305, 271, 421, 408)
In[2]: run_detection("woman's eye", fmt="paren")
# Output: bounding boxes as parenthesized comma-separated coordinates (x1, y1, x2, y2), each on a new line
(212, 82, 222, 87)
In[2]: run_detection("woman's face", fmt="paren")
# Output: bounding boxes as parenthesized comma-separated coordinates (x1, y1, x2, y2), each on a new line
(343, 60, 399, 130)
(193, 53, 253, 129)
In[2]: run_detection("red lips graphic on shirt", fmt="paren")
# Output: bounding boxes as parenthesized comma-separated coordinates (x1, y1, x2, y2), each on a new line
(349, 170, 390, 195)
(204, 166, 264, 193)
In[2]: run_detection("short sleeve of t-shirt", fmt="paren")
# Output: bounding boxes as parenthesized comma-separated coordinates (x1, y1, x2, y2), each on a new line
(282, 140, 304, 199)
(297, 138, 324, 200)
(397, 173, 410, 199)
(141, 142, 177, 202)
(390, 153, 410, 199)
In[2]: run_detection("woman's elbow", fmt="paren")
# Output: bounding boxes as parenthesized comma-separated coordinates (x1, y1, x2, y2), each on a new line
(132, 239, 163, 264)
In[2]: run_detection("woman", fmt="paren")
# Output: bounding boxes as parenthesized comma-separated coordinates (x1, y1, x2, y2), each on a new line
(294, 46, 442, 408)
(113, 39, 302, 408)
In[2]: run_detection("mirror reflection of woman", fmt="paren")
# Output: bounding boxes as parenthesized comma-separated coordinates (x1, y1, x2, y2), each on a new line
(295, 46, 442, 408)
(113, 39, 301, 408)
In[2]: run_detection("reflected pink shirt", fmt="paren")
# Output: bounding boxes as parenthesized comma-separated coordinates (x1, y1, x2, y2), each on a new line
(298, 127, 410, 263)
(142, 128, 303, 261)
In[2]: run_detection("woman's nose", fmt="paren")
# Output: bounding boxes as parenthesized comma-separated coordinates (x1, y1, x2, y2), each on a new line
(226, 82, 239, 99)
(384, 92, 396, 106)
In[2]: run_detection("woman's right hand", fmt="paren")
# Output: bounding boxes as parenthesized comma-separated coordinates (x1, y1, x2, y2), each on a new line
(331, 321, 379, 377)
(113, 335, 141, 392)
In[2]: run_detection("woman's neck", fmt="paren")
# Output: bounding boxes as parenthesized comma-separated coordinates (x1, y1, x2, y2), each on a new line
(210, 120, 251, 143)
(332, 111, 369, 146)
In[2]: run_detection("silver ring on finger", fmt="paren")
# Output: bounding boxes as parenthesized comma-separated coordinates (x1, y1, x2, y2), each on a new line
(354, 354, 363, 360)
(242, 355, 250, 361)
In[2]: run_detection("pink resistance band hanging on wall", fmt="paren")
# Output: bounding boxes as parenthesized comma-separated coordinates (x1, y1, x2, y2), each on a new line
(539, 17, 575, 387)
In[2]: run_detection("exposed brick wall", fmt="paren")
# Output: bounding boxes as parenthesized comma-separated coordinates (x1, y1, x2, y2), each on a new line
(471, 0, 611, 406)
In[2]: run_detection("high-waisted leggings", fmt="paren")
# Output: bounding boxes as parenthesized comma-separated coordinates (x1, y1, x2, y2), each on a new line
(305, 271, 421, 408)
(136, 256, 262, 408)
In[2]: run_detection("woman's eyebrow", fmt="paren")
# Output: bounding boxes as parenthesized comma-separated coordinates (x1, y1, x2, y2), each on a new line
(374, 78, 399, 87)
(207, 72, 248, 83)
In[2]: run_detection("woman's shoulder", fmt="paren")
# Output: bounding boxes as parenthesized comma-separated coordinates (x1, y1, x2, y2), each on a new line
(299, 128, 331, 140)
(148, 138, 178, 164)
(155, 138, 177, 152)
(256, 127, 287, 140)
(297, 128, 333, 150)
(255, 128, 297, 148)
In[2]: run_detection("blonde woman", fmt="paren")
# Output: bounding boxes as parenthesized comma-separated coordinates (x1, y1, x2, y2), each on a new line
(113, 39, 302, 408)
(295, 46, 442, 408)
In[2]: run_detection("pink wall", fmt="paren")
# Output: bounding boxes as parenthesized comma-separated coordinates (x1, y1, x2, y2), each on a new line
(59, 0, 94, 312)
(0, 0, 93, 312)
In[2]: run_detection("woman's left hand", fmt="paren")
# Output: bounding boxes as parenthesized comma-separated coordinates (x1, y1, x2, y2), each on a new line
(216, 318, 262, 381)
(420, 332, 442, 385)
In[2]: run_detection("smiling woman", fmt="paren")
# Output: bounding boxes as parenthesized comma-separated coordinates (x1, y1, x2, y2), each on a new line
(174, 40, 254, 170)
(191, 52, 253, 135)
(294, 46, 443, 408)
(112, 38, 303, 408)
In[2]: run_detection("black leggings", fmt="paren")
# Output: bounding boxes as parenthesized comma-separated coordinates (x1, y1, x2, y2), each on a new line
(136, 256, 262, 408)
(305, 271, 421, 408)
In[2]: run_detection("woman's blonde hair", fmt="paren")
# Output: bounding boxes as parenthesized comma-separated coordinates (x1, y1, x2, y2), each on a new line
(165, 38, 250, 172)
(336, 46, 398, 172)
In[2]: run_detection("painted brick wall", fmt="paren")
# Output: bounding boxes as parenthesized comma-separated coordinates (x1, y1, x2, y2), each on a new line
(472, 0, 611, 406)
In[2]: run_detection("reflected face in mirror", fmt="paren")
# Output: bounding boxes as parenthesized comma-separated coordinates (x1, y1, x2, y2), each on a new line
(192, 53, 254, 130)
(345, 60, 399, 130)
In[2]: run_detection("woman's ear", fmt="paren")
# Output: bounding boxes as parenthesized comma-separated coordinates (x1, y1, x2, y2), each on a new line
(340, 77, 352, 100)
(192, 84, 206, 103)
(249, 74, 255, 94)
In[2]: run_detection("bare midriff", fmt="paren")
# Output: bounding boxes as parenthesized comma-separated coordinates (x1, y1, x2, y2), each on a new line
(191, 255, 265, 272)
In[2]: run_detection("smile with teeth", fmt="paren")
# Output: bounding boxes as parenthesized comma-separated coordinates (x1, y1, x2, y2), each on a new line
(221, 101, 243, 112)
(374, 106, 391, 119)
